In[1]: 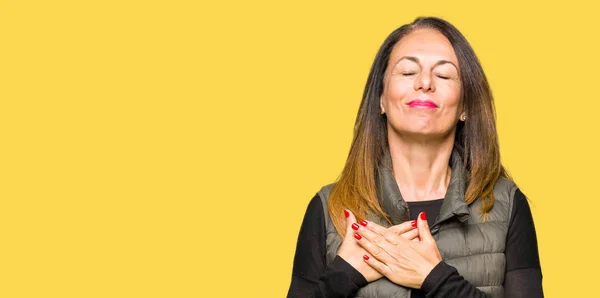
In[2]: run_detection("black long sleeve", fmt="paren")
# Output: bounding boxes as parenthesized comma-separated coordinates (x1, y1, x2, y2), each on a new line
(420, 261, 490, 297)
(503, 189, 544, 297)
(286, 195, 367, 298)
(286, 189, 543, 297)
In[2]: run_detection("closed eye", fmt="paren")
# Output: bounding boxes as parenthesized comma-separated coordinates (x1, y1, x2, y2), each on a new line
(402, 72, 416, 76)
(436, 75, 450, 80)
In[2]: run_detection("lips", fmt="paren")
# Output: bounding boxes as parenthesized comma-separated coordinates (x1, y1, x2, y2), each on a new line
(406, 99, 438, 109)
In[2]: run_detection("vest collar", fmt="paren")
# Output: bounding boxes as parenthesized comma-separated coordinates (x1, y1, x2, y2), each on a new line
(377, 146, 470, 227)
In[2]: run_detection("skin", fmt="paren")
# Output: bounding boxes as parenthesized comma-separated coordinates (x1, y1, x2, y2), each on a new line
(337, 210, 421, 283)
(337, 28, 466, 289)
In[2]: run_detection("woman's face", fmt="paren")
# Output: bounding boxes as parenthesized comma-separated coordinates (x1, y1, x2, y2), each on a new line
(380, 28, 463, 140)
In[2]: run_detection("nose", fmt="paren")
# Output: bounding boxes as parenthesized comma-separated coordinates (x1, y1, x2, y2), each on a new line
(414, 70, 435, 93)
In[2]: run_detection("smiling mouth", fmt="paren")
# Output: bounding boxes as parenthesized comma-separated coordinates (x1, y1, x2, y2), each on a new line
(406, 99, 438, 109)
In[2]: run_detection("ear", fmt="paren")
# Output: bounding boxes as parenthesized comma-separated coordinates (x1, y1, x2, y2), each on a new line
(380, 97, 385, 115)
(459, 104, 466, 121)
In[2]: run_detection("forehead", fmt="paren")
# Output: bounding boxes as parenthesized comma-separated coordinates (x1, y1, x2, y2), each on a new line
(389, 28, 458, 66)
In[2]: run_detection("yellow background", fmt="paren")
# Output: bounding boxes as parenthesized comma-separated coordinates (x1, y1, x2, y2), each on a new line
(1, 0, 597, 297)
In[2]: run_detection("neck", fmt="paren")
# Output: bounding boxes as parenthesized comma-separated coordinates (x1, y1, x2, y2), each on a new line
(387, 132, 455, 202)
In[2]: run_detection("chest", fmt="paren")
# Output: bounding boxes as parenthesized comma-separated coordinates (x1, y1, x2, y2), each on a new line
(325, 216, 508, 298)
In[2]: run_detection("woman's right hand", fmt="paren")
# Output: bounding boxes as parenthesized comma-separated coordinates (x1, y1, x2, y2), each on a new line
(336, 210, 383, 282)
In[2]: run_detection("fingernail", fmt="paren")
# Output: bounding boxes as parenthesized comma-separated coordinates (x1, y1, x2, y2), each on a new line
(420, 212, 427, 221)
(411, 220, 417, 227)
(352, 223, 360, 230)
(360, 220, 368, 227)
(363, 255, 369, 261)
(344, 210, 349, 218)
(354, 233, 362, 240)
(417, 236, 421, 241)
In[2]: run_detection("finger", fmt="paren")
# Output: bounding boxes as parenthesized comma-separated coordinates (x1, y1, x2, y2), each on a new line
(361, 220, 414, 245)
(416, 212, 434, 243)
(343, 209, 358, 238)
(354, 230, 395, 263)
(359, 219, 388, 236)
(362, 254, 391, 276)
(387, 220, 418, 236)
(399, 227, 420, 241)
(352, 220, 390, 247)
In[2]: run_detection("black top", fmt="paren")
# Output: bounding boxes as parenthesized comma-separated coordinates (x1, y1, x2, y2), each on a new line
(286, 188, 543, 298)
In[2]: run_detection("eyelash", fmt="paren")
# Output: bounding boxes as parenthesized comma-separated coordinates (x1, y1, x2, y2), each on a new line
(402, 72, 451, 80)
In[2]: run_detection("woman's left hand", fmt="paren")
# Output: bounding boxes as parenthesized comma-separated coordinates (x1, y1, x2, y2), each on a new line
(354, 212, 442, 289)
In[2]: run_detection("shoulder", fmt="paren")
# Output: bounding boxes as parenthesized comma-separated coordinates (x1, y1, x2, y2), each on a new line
(471, 177, 519, 222)
(509, 188, 532, 224)
(493, 177, 519, 202)
(304, 193, 326, 221)
(316, 183, 336, 203)
(313, 183, 337, 223)
(492, 177, 526, 223)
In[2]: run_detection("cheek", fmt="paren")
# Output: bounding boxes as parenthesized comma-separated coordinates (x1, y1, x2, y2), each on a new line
(436, 85, 462, 113)
(386, 79, 413, 104)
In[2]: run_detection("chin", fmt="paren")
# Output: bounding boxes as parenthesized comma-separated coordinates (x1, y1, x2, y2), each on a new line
(393, 124, 453, 139)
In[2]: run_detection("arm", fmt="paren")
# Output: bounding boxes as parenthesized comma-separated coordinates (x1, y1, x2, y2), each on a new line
(503, 188, 544, 297)
(420, 262, 491, 297)
(420, 188, 544, 298)
(286, 194, 368, 298)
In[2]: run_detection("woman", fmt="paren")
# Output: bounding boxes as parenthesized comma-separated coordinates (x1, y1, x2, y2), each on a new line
(287, 17, 543, 298)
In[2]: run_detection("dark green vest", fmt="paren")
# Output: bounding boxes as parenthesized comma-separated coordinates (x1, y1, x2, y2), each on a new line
(317, 147, 516, 297)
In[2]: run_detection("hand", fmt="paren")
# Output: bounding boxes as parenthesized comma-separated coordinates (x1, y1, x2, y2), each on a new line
(336, 210, 383, 282)
(354, 212, 442, 289)
(368, 219, 421, 242)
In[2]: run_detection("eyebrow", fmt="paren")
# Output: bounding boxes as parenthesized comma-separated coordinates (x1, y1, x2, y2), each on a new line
(396, 56, 459, 70)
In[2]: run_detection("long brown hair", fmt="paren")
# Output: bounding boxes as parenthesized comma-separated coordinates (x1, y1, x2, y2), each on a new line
(328, 16, 511, 235)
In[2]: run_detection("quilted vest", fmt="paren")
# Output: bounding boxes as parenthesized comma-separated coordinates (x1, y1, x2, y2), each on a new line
(317, 147, 517, 298)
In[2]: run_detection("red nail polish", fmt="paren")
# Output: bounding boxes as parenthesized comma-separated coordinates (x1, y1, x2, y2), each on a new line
(354, 233, 362, 240)
(360, 220, 368, 227)
(352, 223, 359, 230)
(420, 212, 427, 221)
(363, 255, 369, 261)
(344, 210, 349, 218)
(417, 236, 421, 241)
(411, 220, 417, 227)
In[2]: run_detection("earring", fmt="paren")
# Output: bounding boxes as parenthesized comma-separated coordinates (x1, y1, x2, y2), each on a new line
(461, 114, 467, 121)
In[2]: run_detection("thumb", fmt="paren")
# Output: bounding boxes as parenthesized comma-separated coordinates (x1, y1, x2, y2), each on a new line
(343, 209, 358, 238)
(417, 212, 434, 243)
